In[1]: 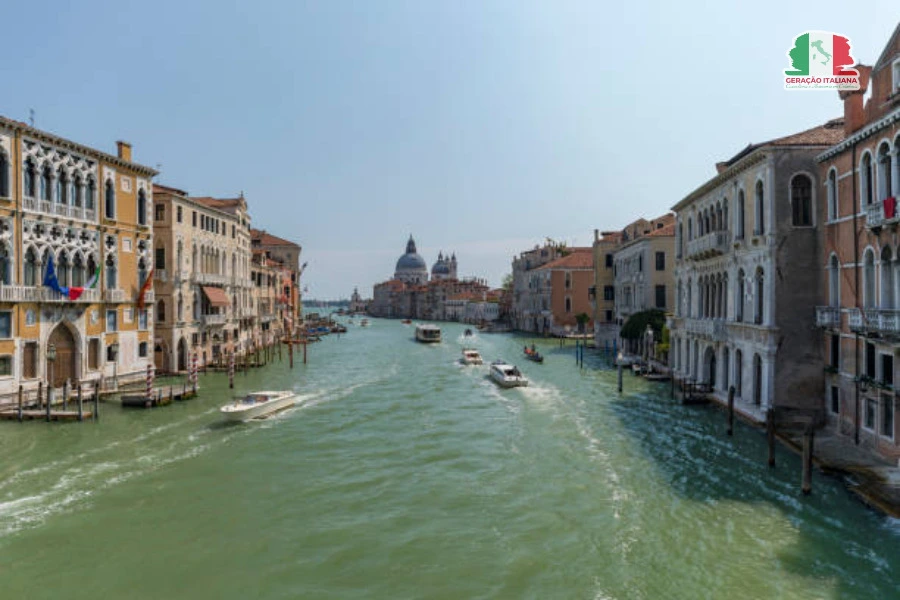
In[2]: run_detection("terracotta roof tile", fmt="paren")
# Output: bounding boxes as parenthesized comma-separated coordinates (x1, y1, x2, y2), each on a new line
(251, 229, 301, 248)
(537, 249, 594, 270)
(647, 222, 676, 237)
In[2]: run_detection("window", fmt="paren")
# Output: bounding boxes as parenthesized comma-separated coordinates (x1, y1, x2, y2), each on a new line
(754, 268, 764, 325)
(655, 285, 666, 308)
(0, 356, 11, 377)
(882, 354, 893, 386)
(605, 309, 613, 322)
(865, 396, 876, 430)
(0, 245, 9, 285)
(138, 258, 149, 288)
(831, 386, 839, 415)
(603, 285, 614, 301)
(232, 224, 236, 238)
(565, 272, 571, 289)
(139, 309, 148, 330)
(894, 58, 900, 93)
(754, 181, 765, 235)
(861, 152, 873, 207)
(192, 333, 199, 346)
(57, 252, 69, 287)
(0, 152, 8, 197)
(157, 300, 166, 322)
(139, 342, 148, 358)
(877, 143, 893, 202)
(565, 297, 572, 313)
(605, 253, 612, 268)
(56, 168, 67, 204)
(829, 255, 840, 307)
(883, 397, 895, 438)
(73, 176, 82, 208)
(865, 342, 875, 379)
(655, 251, 665, 271)
(105, 255, 117, 289)
(827, 169, 838, 220)
(24, 160, 35, 197)
(106, 344, 117, 363)
(864, 249, 875, 309)
(154, 203, 164, 222)
(23, 342, 37, 379)
(177, 206, 183, 223)
(192, 210, 197, 227)
(790, 174, 813, 226)
(830, 334, 839, 368)
(638, 255, 643, 272)
(89, 339, 100, 369)
(104, 179, 115, 219)
(85, 177, 95, 210)
(136, 190, 147, 225)
(24, 247, 38, 286)
(0, 311, 11, 338)
(106, 309, 118, 332)
(40, 166, 51, 201)
(155, 247, 166, 270)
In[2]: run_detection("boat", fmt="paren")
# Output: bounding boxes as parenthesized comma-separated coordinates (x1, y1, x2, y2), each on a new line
(524, 346, 544, 363)
(220, 391, 296, 422)
(401, 319, 412, 324)
(415, 324, 442, 343)
(360, 319, 370, 327)
(490, 361, 529, 388)
(460, 348, 483, 365)
(464, 328, 473, 337)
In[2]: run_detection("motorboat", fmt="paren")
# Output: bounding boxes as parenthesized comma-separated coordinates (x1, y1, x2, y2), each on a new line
(360, 319, 370, 327)
(401, 319, 412, 324)
(490, 361, 529, 388)
(524, 346, 544, 363)
(464, 328, 473, 337)
(460, 348, 483, 365)
(220, 391, 296, 422)
(415, 324, 442, 343)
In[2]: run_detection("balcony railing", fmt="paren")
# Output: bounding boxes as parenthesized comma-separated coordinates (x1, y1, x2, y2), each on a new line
(22, 196, 97, 223)
(681, 317, 726, 340)
(686, 231, 732, 260)
(104, 289, 127, 303)
(193, 272, 229, 286)
(155, 270, 168, 283)
(0, 285, 100, 303)
(815, 306, 840, 328)
(865, 199, 900, 230)
(143, 290, 155, 304)
(201, 313, 227, 326)
(849, 307, 900, 334)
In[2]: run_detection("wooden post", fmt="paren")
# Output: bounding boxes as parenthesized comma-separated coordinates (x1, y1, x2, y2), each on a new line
(229, 351, 234, 389)
(77, 383, 83, 422)
(303, 340, 307, 365)
(766, 408, 776, 467)
(802, 423, 814, 495)
(670, 373, 675, 399)
(289, 341, 294, 368)
(279, 339, 282, 361)
(169, 385, 174, 404)
(727, 386, 735, 436)
(17, 385, 23, 422)
(93, 385, 99, 421)
(46, 382, 52, 422)
(38, 381, 43, 411)
(63, 380, 69, 411)
(617, 360, 623, 393)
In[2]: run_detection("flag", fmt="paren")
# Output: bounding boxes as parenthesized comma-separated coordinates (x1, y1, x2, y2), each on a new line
(67, 264, 101, 301)
(137, 269, 154, 309)
(42, 255, 67, 296)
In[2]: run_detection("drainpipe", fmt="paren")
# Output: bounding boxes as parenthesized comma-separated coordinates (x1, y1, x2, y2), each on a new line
(852, 142, 860, 445)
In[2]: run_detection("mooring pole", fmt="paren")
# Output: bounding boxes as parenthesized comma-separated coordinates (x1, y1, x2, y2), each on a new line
(727, 386, 735, 436)
(63, 380, 69, 411)
(766, 408, 776, 467)
(38, 381, 43, 411)
(77, 383, 83, 422)
(17, 385, 23, 422)
(93, 385, 99, 421)
(802, 423, 814, 495)
(617, 358, 623, 394)
(229, 351, 235, 389)
(303, 341, 307, 365)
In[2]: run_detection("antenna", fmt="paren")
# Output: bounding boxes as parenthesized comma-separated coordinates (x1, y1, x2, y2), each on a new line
(29, 109, 34, 127)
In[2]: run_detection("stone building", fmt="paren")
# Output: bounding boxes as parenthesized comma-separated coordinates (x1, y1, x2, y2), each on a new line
(671, 118, 845, 421)
(536, 248, 594, 334)
(251, 229, 303, 327)
(510, 243, 567, 332)
(591, 229, 623, 345)
(0, 116, 157, 401)
(816, 23, 900, 460)
(613, 221, 675, 330)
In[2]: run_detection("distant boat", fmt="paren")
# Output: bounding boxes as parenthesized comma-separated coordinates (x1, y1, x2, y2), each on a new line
(401, 319, 412, 324)
(460, 348, 483, 365)
(415, 324, 441, 343)
(524, 346, 544, 363)
(464, 328, 473, 336)
(220, 391, 296, 422)
(360, 319, 370, 327)
(490, 361, 528, 388)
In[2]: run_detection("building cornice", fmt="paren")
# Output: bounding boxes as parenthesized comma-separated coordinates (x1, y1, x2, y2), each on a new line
(672, 151, 768, 212)
(816, 107, 900, 162)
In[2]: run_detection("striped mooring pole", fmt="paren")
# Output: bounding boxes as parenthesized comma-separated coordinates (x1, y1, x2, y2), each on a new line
(146, 364, 154, 401)
(191, 352, 198, 393)
(229, 351, 235, 389)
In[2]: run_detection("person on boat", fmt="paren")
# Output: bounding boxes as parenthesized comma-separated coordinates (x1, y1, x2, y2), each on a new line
(531, 344, 536, 352)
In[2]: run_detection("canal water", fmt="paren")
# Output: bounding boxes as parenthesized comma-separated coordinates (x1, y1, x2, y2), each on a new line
(0, 319, 898, 599)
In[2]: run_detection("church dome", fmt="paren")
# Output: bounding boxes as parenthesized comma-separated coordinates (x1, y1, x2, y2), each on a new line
(395, 235, 428, 274)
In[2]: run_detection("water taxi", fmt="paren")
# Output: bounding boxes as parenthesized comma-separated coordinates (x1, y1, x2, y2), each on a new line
(360, 319, 370, 327)
(220, 391, 296, 422)
(415, 324, 442, 343)
(490, 361, 529, 388)
(460, 348, 483, 365)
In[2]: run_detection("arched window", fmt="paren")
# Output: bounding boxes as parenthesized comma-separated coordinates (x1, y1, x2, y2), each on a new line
(829, 255, 840, 308)
(40, 165, 51, 201)
(723, 199, 728, 232)
(193, 292, 200, 319)
(755, 268, 764, 324)
(24, 247, 38, 286)
(137, 189, 147, 225)
(677, 280, 683, 316)
(877, 142, 893, 202)
(723, 347, 730, 391)
(677, 223, 683, 258)
(827, 168, 838, 220)
(85, 177, 95, 210)
(57, 251, 70, 287)
(722, 273, 729, 319)
(791, 174, 813, 226)
(565, 297, 572, 312)
(736, 269, 744, 322)
(105, 254, 117, 289)
(753, 354, 763, 406)
(0, 245, 9, 284)
(687, 218, 693, 240)
(138, 257, 148, 288)
(737, 190, 745, 239)
(157, 299, 166, 322)
(735, 349, 743, 397)
(754, 180, 765, 235)
(686, 278, 692, 318)
(87, 255, 98, 286)
(0, 152, 8, 198)
(72, 253, 85, 287)
(864, 249, 876, 309)
(23, 160, 36, 198)
(56, 168, 68, 204)
(881, 246, 894, 309)
(73, 176, 84, 208)
(861, 152, 874, 207)
(177, 241, 183, 274)
(177, 293, 183, 321)
(104, 179, 115, 219)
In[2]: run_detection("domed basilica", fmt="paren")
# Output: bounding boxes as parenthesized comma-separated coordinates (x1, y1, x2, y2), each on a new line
(393, 235, 457, 284)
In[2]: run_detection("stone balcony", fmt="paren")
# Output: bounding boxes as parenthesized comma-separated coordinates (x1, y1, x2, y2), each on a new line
(865, 198, 899, 230)
(104, 289, 127, 303)
(686, 231, 732, 260)
(193, 272, 229, 286)
(848, 307, 900, 335)
(815, 306, 840, 328)
(155, 270, 168, 283)
(23, 196, 97, 223)
(143, 290, 155, 304)
(201, 313, 227, 326)
(681, 317, 727, 341)
(0, 285, 100, 303)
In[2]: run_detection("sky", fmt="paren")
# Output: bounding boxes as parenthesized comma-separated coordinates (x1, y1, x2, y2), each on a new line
(1, 1, 897, 298)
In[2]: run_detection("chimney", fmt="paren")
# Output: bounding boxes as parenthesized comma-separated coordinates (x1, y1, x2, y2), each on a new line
(116, 141, 132, 162)
(840, 64, 872, 136)
(715, 162, 728, 174)
(594, 228, 599, 242)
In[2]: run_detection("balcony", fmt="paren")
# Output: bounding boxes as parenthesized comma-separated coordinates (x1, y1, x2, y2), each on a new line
(104, 289, 127, 303)
(201, 313, 227, 326)
(849, 307, 900, 335)
(815, 306, 840, 328)
(193, 272, 229, 286)
(155, 270, 168, 283)
(143, 290, 155, 304)
(681, 317, 726, 341)
(0, 285, 100, 303)
(866, 198, 899, 230)
(22, 196, 97, 223)
(686, 231, 732, 260)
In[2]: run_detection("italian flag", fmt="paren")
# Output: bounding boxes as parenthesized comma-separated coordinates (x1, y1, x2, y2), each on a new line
(67, 265, 101, 300)
(785, 31, 858, 77)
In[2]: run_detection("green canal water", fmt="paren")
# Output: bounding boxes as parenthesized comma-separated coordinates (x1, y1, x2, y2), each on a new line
(1, 319, 898, 599)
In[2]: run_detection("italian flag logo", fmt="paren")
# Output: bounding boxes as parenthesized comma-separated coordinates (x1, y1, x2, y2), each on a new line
(784, 31, 860, 91)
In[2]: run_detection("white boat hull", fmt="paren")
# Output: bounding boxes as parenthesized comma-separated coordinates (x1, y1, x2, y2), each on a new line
(221, 392, 296, 422)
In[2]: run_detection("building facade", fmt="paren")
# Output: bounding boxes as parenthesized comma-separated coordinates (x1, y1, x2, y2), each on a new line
(536, 248, 594, 334)
(816, 25, 900, 460)
(510, 243, 567, 333)
(591, 230, 622, 345)
(613, 222, 675, 331)
(0, 117, 157, 401)
(671, 119, 845, 421)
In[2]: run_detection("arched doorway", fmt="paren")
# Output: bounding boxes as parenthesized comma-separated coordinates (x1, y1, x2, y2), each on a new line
(47, 323, 77, 388)
(177, 337, 188, 372)
(753, 354, 763, 406)
(704, 346, 716, 388)
(154, 343, 168, 372)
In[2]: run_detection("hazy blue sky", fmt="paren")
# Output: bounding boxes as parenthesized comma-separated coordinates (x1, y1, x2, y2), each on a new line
(2, 1, 897, 298)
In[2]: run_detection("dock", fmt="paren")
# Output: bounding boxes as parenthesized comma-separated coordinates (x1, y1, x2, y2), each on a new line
(0, 408, 94, 421)
(119, 385, 199, 409)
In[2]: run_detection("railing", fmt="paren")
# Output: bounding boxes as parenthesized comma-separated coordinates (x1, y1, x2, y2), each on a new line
(0, 285, 99, 303)
(866, 202, 889, 229)
(851, 308, 900, 334)
(193, 272, 229, 286)
(201, 313, 227, 326)
(681, 317, 726, 340)
(155, 270, 168, 283)
(848, 308, 863, 330)
(22, 196, 97, 223)
(143, 290, 155, 304)
(815, 306, 840, 328)
(686, 231, 732, 259)
(104, 289, 127, 303)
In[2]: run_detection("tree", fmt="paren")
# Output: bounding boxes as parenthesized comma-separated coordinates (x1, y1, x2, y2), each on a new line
(501, 273, 513, 291)
(620, 309, 666, 340)
(575, 312, 590, 333)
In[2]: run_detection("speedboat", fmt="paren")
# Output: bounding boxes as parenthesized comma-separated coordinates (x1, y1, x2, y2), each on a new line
(524, 346, 544, 363)
(490, 361, 529, 388)
(220, 391, 296, 422)
(461, 348, 483, 365)
(360, 319, 370, 327)
(415, 324, 442, 343)
(464, 328, 473, 337)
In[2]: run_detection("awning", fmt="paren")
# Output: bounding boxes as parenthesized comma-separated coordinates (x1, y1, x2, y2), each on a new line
(202, 286, 230, 307)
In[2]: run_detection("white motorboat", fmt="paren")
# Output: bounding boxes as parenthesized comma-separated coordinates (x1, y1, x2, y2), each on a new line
(490, 361, 529, 388)
(415, 324, 442, 343)
(461, 348, 483, 365)
(360, 318, 370, 327)
(220, 390, 296, 422)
